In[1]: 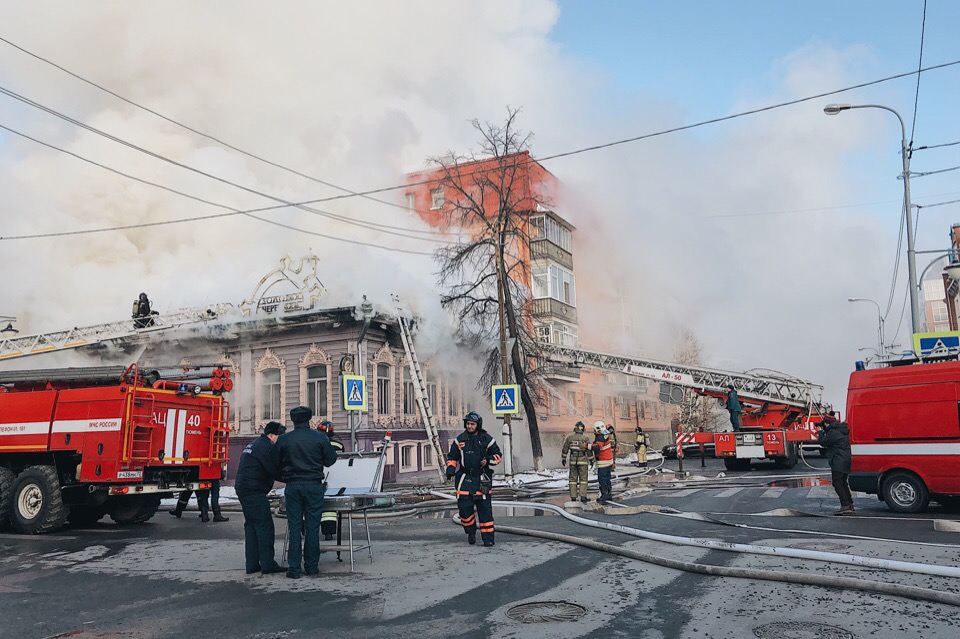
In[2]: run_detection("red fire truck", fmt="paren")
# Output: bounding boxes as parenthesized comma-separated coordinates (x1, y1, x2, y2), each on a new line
(847, 359, 960, 513)
(0, 364, 230, 533)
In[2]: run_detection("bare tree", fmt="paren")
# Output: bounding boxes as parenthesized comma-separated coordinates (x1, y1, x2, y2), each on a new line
(431, 108, 547, 471)
(673, 328, 722, 433)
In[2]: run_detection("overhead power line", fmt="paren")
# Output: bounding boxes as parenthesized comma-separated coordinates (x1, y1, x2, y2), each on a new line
(908, 0, 928, 148)
(0, 34, 457, 236)
(915, 140, 960, 151)
(0, 85, 455, 246)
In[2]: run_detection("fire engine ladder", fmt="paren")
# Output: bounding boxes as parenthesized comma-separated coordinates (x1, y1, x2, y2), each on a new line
(537, 343, 823, 410)
(391, 295, 446, 479)
(0, 304, 232, 362)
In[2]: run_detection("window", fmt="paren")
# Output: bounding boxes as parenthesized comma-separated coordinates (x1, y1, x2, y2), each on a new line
(405, 193, 415, 213)
(554, 322, 578, 347)
(421, 443, 438, 468)
(605, 373, 618, 385)
(305, 366, 327, 419)
(935, 324, 951, 332)
(924, 278, 946, 301)
(618, 396, 631, 419)
(261, 369, 282, 421)
(430, 187, 444, 210)
(550, 394, 560, 415)
(426, 370, 438, 414)
(530, 216, 545, 240)
(530, 215, 571, 251)
(377, 363, 392, 416)
(932, 301, 949, 323)
(566, 391, 577, 416)
(549, 264, 576, 306)
(446, 383, 459, 418)
(603, 396, 613, 418)
(403, 368, 417, 415)
(532, 266, 549, 299)
(399, 444, 417, 472)
(584, 393, 593, 416)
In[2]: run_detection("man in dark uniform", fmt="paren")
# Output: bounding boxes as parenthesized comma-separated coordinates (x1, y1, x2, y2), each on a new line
(316, 420, 344, 541)
(272, 406, 338, 578)
(818, 412, 854, 515)
(446, 411, 502, 547)
(725, 385, 742, 432)
(235, 421, 286, 574)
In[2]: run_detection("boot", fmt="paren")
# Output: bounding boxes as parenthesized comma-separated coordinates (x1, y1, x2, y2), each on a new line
(324, 534, 335, 541)
(213, 509, 229, 523)
(199, 510, 210, 523)
(467, 532, 476, 545)
(580, 496, 589, 503)
(169, 508, 182, 518)
(834, 504, 855, 516)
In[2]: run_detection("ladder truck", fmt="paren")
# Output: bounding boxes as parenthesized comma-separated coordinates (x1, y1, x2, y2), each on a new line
(538, 344, 828, 471)
(0, 364, 231, 534)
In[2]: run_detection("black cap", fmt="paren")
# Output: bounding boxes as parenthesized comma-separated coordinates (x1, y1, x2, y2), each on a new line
(290, 405, 313, 424)
(264, 421, 286, 436)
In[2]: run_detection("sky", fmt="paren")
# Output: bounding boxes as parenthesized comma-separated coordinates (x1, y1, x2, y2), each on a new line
(1, 1, 958, 406)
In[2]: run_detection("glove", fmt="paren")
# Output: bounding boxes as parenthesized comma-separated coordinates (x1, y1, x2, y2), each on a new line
(561, 457, 567, 467)
(445, 468, 455, 481)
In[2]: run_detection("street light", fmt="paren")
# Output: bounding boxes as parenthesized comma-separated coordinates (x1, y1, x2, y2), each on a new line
(0, 316, 18, 338)
(847, 298, 885, 356)
(824, 103, 918, 334)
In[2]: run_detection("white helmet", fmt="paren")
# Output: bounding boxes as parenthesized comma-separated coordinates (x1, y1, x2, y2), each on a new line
(593, 420, 606, 434)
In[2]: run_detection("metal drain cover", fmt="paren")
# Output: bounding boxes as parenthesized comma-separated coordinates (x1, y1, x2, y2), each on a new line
(754, 621, 855, 638)
(506, 601, 586, 623)
(787, 541, 852, 552)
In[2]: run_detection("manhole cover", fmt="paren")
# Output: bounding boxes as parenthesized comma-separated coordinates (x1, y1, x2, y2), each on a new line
(787, 541, 852, 552)
(754, 621, 855, 638)
(506, 601, 586, 623)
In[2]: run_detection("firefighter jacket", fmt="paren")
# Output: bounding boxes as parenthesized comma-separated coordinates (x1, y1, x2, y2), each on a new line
(272, 424, 338, 484)
(726, 390, 742, 414)
(234, 435, 280, 496)
(561, 432, 593, 465)
(592, 434, 615, 468)
(635, 431, 648, 450)
(446, 428, 502, 497)
(818, 421, 851, 473)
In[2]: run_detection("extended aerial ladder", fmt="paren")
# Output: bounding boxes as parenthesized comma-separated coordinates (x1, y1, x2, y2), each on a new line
(391, 295, 446, 479)
(538, 343, 827, 469)
(0, 304, 231, 361)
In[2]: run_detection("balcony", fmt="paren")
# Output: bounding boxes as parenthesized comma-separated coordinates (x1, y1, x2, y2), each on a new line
(531, 239, 574, 270)
(532, 297, 577, 324)
(540, 362, 581, 383)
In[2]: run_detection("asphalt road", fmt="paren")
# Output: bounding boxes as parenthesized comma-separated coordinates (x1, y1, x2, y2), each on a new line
(2, 460, 960, 639)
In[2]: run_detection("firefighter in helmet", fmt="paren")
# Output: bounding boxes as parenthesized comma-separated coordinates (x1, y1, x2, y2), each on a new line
(635, 425, 649, 468)
(132, 292, 159, 328)
(561, 421, 593, 503)
(591, 420, 615, 503)
(315, 419, 344, 541)
(446, 411, 502, 547)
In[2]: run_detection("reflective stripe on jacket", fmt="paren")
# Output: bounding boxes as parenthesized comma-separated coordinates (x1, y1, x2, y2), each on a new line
(446, 428, 502, 496)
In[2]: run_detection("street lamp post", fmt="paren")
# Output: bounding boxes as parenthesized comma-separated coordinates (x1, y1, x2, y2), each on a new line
(824, 103, 919, 334)
(847, 298, 885, 356)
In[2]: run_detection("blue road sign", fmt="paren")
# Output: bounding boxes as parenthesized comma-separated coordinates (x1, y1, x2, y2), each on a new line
(342, 374, 367, 411)
(491, 384, 520, 415)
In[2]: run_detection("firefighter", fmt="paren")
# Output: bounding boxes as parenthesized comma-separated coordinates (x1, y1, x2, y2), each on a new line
(168, 483, 228, 522)
(132, 292, 158, 328)
(235, 421, 286, 575)
(560, 421, 593, 503)
(316, 419, 344, 541)
(446, 411, 502, 547)
(818, 412, 854, 515)
(635, 425, 648, 468)
(725, 385, 742, 432)
(272, 405, 338, 579)
(591, 420, 615, 503)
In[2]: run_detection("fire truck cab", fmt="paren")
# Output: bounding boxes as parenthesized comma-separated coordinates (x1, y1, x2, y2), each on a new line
(847, 360, 960, 513)
(0, 365, 230, 533)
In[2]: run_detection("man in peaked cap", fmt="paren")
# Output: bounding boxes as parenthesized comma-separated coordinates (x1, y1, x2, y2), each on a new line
(235, 421, 286, 575)
(272, 406, 338, 578)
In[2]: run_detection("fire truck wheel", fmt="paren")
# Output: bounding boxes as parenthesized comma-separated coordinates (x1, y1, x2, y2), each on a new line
(882, 471, 930, 514)
(108, 495, 161, 524)
(67, 505, 107, 527)
(0, 467, 16, 531)
(10, 466, 68, 534)
(723, 457, 751, 472)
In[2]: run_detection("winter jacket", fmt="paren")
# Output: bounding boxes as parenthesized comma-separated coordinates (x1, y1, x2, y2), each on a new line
(234, 435, 280, 496)
(635, 431, 648, 450)
(818, 421, 851, 473)
(591, 434, 615, 468)
(272, 423, 338, 484)
(561, 432, 593, 465)
(446, 428, 502, 497)
(725, 390, 742, 414)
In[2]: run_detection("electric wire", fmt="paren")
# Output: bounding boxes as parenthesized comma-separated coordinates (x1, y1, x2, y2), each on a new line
(0, 34, 458, 237)
(916, 140, 960, 151)
(907, 0, 927, 149)
(0, 85, 456, 246)
(916, 197, 960, 210)
(911, 164, 960, 178)
(0, 122, 437, 254)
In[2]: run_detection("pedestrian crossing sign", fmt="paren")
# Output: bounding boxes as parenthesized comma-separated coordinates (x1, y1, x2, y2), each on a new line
(491, 384, 520, 415)
(913, 331, 960, 357)
(342, 374, 367, 411)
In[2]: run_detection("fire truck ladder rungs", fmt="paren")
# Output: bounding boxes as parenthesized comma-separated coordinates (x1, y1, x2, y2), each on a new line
(537, 343, 823, 409)
(0, 304, 232, 362)
(392, 295, 446, 479)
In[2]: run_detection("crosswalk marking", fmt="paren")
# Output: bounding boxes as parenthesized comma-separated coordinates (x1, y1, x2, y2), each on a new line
(761, 488, 786, 498)
(714, 488, 743, 498)
(660, 489, 699, 498)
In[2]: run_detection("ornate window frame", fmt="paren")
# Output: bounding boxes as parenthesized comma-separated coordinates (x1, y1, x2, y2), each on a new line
(298, 345, 332, 421)
(255, 349, 285, 427)
(372, 344, 396, 424)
